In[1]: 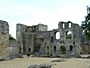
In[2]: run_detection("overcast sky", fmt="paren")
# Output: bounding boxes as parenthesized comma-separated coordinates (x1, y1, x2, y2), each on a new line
(0, 0, 90, 38)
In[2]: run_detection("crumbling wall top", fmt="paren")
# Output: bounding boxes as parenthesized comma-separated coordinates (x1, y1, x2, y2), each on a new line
(58, 21, 80, 30)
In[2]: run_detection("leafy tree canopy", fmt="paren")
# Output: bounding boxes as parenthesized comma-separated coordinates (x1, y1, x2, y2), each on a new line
(81, 6, 90, 40)
(9, 34, 16, 40)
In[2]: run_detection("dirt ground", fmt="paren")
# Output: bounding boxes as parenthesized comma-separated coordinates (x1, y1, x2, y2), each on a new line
(0, 56, 90, 68)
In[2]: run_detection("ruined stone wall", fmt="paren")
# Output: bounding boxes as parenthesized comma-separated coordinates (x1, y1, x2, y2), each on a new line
(17, 21, 82, 57)
(16, 23, 48, 54)
(0, 20, 9, 57)
(38, 24, 48, 31)
(36, 31, 50, 56)
(16, 24, 26, 53)
(41, 21, 82, 57)
(56, 21, 81, 57)
(23, 32, 35, 53)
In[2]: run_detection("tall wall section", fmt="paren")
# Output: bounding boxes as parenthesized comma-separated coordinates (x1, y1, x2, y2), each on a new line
(0, 20, 9, 57)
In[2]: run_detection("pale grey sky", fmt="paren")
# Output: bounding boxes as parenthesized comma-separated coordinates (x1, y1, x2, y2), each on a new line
(0, 0, 90, 38)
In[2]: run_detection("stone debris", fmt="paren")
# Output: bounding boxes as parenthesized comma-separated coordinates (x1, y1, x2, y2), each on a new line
(0, 56, 5, 61)
(28, 64, 53, 68)
(39, 64, 52, 68)
(28, 65, 40, 68)
(51, 59, 66, 62)
(87, 56, 90, 59)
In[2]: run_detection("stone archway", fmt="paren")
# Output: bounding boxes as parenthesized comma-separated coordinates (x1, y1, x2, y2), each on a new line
(70, 45, 73, 51)
(60, 46, 66, 54)
(28, 48, 31, 52)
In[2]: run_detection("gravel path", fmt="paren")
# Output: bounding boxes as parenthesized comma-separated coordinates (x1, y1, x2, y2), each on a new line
(0, 57, 90, 68)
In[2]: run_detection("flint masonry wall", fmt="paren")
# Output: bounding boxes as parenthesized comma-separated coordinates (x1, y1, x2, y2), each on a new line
(0, 20, 9, 57)
(16, 21, 81, 57)
(16, 24, 48, 54)
(56, 21, 81, 57)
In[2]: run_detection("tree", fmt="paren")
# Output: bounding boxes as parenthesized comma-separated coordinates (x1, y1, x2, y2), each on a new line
(9, 34, 16, 40)
(81, 6, 90, 39)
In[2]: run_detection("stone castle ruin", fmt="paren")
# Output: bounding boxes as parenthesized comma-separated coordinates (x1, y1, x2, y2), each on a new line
(0, 20, 9, 57)
(0, 20, 19, 60)
(16, 21, 82, 57)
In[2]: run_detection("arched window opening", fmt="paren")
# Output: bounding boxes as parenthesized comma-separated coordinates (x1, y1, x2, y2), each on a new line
(69, 23, 71, 28)
(70, 45, 73, 51)
(56, 32, 60, 39)
(63, 23, 65, 28)
(54, 46, 56, 52)
(66, 31, 72, 39)
(28, 48, 31, 52)
(51, 37, 53, 43)
(60, 46, 66, 54)
(47, 46, 49, 52)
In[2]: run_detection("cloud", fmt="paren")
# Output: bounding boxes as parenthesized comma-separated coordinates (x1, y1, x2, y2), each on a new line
(0, 0, 90, 38)
(9, 4, 87, 38)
